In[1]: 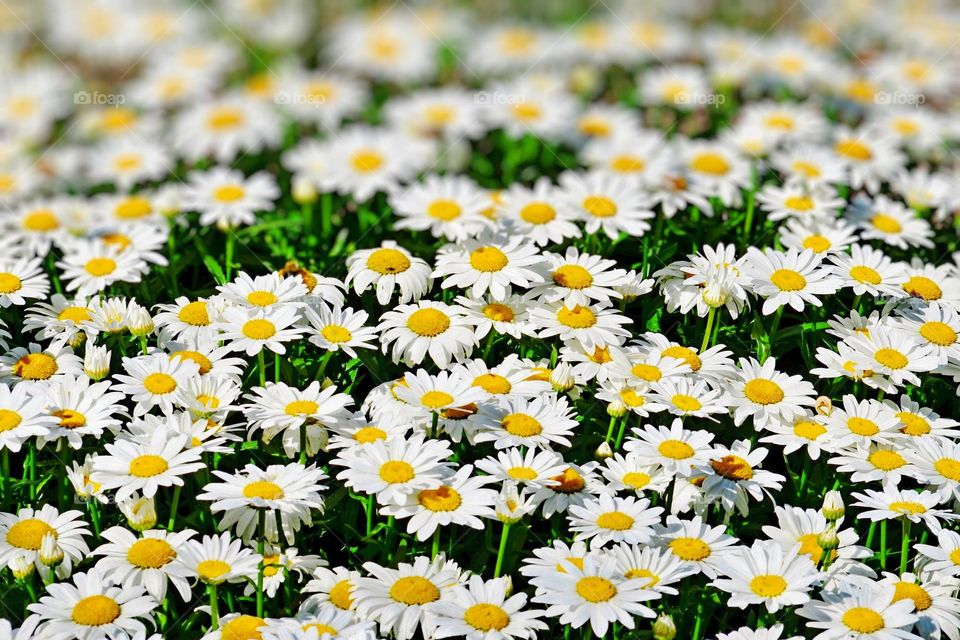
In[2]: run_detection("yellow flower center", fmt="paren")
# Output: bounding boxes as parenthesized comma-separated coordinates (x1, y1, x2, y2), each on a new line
(427, 199, 461, 221)
(329, 580, 354, 609)
(242, 480, 285, 500)
(849, 265, 882, 285)
(631, 363, 661, 382)
(241, 319, 276, 340)
(206, 106, 244, 130)
(23, 209, 59, 231)
(406, 308, 450, 337)
(353, 426, 386, 444)
(662, 345, 701, 371)
(464, 603, 510, 631)
(556, 305, 596, 328)
(127, 538, 176, 568)
(875, 348, 908, 369)
(802, 235, 831, 252)
(579, 115, 611, 137)
(611, 154, 645, 173)
(58, 306, 91, 323)
(512, 103, 541, 121)
(367, 248, 411, 275)
(389, 576, 440, 605)
(784, 195, 814, 211)
(670, 537, 711, 561)
(71, 595, 121, 627)
(420, 391, 454, 409)
(836, 139, 872, 161)
(54, 409, 87, 429)
(891, 581, 932, 611)
(890, 501, 926, 515)
(743, 379, 785, 405)
(473, 373, 511, 395)
(423, 105, 454, 126)
(129, 454, 169, 478)
(868, 450, 906, 471)
(14, 353, 58, 380)
(582, 195, 618, 217)
(220, 614, 265, 640)
(553, 265, 593, 289)
(503, 413, 542, 437)
(178, 301, 210, 326)
(711, 455, 754, 480)
(621, 472, 650, 489)
(896, 411, 930, 436)
(115, 196, 152, 219)
(321, 324, 352, 343)
(690, 152, 730, 175)
(85, 258, 117, 277)
(794, 420, 826, 440)
(482, 303, 514, 322)
(620, 389, 645, 407)
(196, 559, 231, 582)
(144, 372, 177, 394)
(770, 268, 807, 291)
(171, 350, 213, 374)
(507, 466, 537, 481)
(246, 291, 276, 307)
(903, 276, 941, 301)
(469, 246, 509, 272)
(625, 568, 659, 585)
(749, 574, 788, 597)
(112, 153, 141, 172)
(596, 511, 635, 531)
(934, 457, 960, 481)
(379, 461, 415, 484)
(871, 213, 902, 234)
(846, 417, 879, 436)
(0, 273, 22, 294)
(575, 576, 617, 603)
(920, 321, 956, 346)
(791, 160, 821, 178)
(6, 519, 56, 550)
(671, 394, 702, 412)
(351, 150, 383, 173)
(550, 468, 585, 493)
(0, 409, 21, 432)
(418, 485, 462, 512)
(658, 439, 694, 460)
(285, 400, 318, 416)
(519, 202, 556, 224)
(842, 608, 884, 633)
(949, 548, 960, 566)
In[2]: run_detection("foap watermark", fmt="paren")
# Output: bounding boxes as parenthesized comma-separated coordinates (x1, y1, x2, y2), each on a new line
(274, 91, 328, 107)
(674, 92, 726, 107)
(74, 90, 126, 106)
(874, 91, 926, 106)
(474, 90, 525, 106)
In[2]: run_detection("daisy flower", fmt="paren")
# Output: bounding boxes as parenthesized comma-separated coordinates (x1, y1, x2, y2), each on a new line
(152, 296, 222, 344)
(475, 394, 579, 451)
(829, 245, 907, 298)
(726, 357, 816, 429)
(433, 234, 546, 300)
(173, 94, 281, 163)
(304, 304, 377, 358)
(456, 292, 538, 340)
(215, 305, 307, 356)
(845, 328, 939, 387)
(905, 437, 960, 501)
(217, 272, 308, 311)
(378, 300, 477, 368)
(849, 194, 934, 249)
(893, 302, 960, 365)
(697, 440, 786, 516)
(93, 527, 195, 602)
(432, 574, 548, 640)
(526, 462, 614, 518)
(797, 583, 919, 640)
(475, 447, 566, 490)
(91, 428, 205, 501)
(0, 382, 56, 452)
(646, 377, 728, 420)
(655, 515, 740, 579)
(42, 374, 126, 449)
(113, 352, 200, 416)
(390, 174, 491, 241)
(852, 485, 957, 531)
(761, 506, 872, 575)
(346, 242, 432, 305)
(497, 178, 580, 247)
(745, 248, 840, 315)
(568, 494, 663, 549)
(0, 505, 89, 578)
(0, 256, 49, 307)
(713, 540, 819, 613)
(530, 301, 630, 351)
(756, 184, 844, 222)
(600, 453, 670, 494)
(0, 342, 83, 387)
(915, 530, 960, 578)
(779, 218, 858, 256)
(558, 171, 654, 239)
(173, 532, 261, 586)
(829, 444, 920, 485)
(759, 412, 832, 459)
(393, 369, 486, 421)
(877, 571, 960, 640)
(57, 239, 147, 296)
(624, 420, 716, 477)
(832, 128, 905, 194)
(529, 246, 628, 308)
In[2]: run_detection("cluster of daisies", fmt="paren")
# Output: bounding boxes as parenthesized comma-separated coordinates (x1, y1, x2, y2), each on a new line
(2, 0, 960, 639)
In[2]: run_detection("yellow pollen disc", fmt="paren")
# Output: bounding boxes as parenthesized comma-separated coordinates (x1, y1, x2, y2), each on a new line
(920, 321, 956, 346)
(241, 319, 276, 340)
(423, 105, 454, 125)
(847, 417, 879, 436)
(575, 576, 617, 603)
(658, 440, 694, 460)
(512, 103, 541, 121)
(849, 265, 882, 285)
(144, 372, 177, 394)
(178, 301, 210, 326)
(302, 623, 337, 636)
(630, 363, 661, 382)
(803, 235, 831, 252)
(556, 305, 596, 328)
(469, 246, 509, 272)
(519, 202, 556, 224)
(171, 350, 213, 374)
(553, 264, 593, 289)
(889, 500, 926, 515)
(870, 214, 903, 235)
(418, 485, 462, 512)
(765, 114, 795, 130)
(351, 150, 383, 173)
(14, 353, 58, 380)
(750, 574, 788, 597)
(305, 82, 335, 101)
(579, 116, 610, 137)
(550, 468, 585, 493)
(842, 608, 884, 633)
(321, 325, 352, 343)
(389, 576, 440, 605)
(502, 413, 542, 437)
(220, 614, 265, 640)
(934, 458, 960, 481)
(903, 276, 941, 301)
(127, 538, 176, 568)
(690, 152, 730, 175)
(246, 291, 277, 307)
(473, 373, 511, 394)
(874, 348, 908, 369)
(23, 209, 59, 231)
(196, 395, 219, 409)
(58, 306, 91, 322)
(115, 196, 152, 219)
(129, 454, 169, 478)
(406, 308, 450, 337)
(113, 153, 141, 171)
(798, 533, 836, 564)
(670, 537, 711, 561)
(893, 118, 919, 136)
(896, 411, 930, 436)
(610, 154, 645, 173)
(427, 199, 461, 221)
(784, 195, 813, 211)
(743, 379, 785, 405)
(868, 450, 906, 471)
(482, 303, 514, 322)
(596, 511, 634, 530)
(950, 548, 960, 566)
(243, 480, 285, 500)
(507, 466, 537, 481)
(711, 454, 754, 480)
(770, 268, 807, 291)
(794, 420, 826, 440)
(379, 460, 415, 484)
(285, 400, 319, 416)
(54, 409, 87, 429)
(71, 595, 121, 627)
(0, 409, 21, 432)
(353, 426, 386, 444)
(662, 345, 701, 371)
(464, 603, 510, 631)
(791, 160, 821, 178)
(625, 568, 659, 585)
(420, 391, 454, 409)
(328, 580, 354, 609)
(620, 389, 645, 407)
(6, 519, 56, 550)
(366, 248, 411, 275)
(892, 582, 932, 611)
(196, 559, 231, 581)
(671, 394, 702, 412)
(582, 195, 618, 218)
(836, 139, 872, 161)
(85, 257, 117, 277)
(206, 106, 244, 130)
(0, 273, 22, 294)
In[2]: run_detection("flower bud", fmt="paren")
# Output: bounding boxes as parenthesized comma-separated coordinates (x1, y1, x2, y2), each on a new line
(822, 490, 844, 522)
(9, 555, 34, 579)
(606, 400, 628, 418)
(817, 525, 840, 553)
(84, 344, 111, 380)
(495, 483, 529, 524)
(39, 533, 64, 567)
(815, 396, 833, 417)
(127, 305, 154, 337)
(595, 441, 614, 460)
(120, 495, 157, 531)
(653, 614, 677, 640)
(550, 362, 575, 392)
(292, 176, 318, 204)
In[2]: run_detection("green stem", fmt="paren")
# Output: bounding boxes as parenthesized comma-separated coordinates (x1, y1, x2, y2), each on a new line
(431, 527, 441, 559)
(900, 519, 912, 574)
(257, 351, 266, 387)
(701, 307, 717, 353)
(257, 509, 266, 618)
(614, 415, 629, 450)
(604, 415, 617, 444)
(225, 230, 234, 281)
(209, 583, 219, 629)
(87, 500, 101, 537)
(365, 495, 374, 537)
(167, 485, 181, 530)
(299, 423, 308, 465)
(494, 522, 511, 578)
(879, 520, 888, 570)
